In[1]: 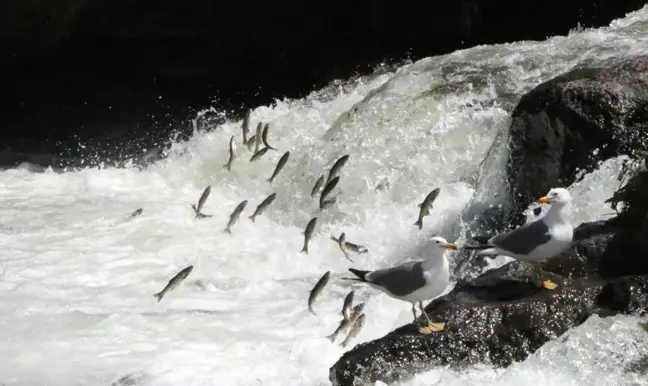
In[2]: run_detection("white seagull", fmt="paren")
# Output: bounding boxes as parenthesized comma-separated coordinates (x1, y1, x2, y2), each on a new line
(469, 187, 574, 290)
(346, 236, 457, 335)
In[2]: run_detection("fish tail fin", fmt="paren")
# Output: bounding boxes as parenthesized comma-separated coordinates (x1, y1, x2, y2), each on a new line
(153, 293, 163, 302)
(417, 203, 422, 208)
(414, 218, 423, 230)
(308, 306, 317, 316)
(326, 333, 336, 342)
(224, 228, 232, 234)
(249, 214, 256, 223)
(267, 177, 273, 183)
(301, 245, 308, 254)
(191, 204, 199, 215)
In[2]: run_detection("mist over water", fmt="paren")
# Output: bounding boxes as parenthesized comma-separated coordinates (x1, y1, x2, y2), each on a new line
(2, 6, 648, 386)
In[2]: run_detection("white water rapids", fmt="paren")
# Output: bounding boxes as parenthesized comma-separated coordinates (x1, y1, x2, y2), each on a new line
(3, 7, 648, 386)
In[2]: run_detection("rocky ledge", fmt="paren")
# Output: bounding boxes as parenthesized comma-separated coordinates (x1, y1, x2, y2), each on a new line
(329, 55, 648, 386)
(330, 220, 648, 385)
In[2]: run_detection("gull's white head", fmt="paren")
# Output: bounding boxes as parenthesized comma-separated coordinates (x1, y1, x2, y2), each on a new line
(430, 236, 458, 250)
(538, 187, 572, 206)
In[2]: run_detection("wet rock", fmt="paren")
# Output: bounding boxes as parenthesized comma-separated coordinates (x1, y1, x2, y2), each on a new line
(506, 55, 648, 226)
(329, 223, 648, 386)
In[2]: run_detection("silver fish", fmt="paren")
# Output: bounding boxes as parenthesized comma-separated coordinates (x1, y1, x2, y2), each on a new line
(153, 265, 194, 302)
(338, 232, 352, 262)
(342, 290, 355, 321)
(249, 193, 277, 222)
(224, 135, 236, 171)
(414, 187, 441, 230)
(262, 123, 277, 150)
(129, 208, 143, 218)
(301, 217, 317, 254)
(340, 313, 366, 347)
(319, 176, 339, 209)
(242, 109, 251, 145)
(247, 134, 257, 151)
(254, 122, 263, 154)
(330, 234, 369, 254)
(308, 270, 330, 315)
(320, 197, 337, 210)
(224, 200, 248, 234)
(327, 154, 350, 183)
(250, 147, 270, 162)
(191, 185, 212, 218)
(267, 151, 289, 183)
(311, 175, 325, 198)
(327, 303, 365, 343)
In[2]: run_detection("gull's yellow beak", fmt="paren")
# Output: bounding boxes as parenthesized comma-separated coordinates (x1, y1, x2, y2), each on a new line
(440, 242, 458, 250)
(538, 196, 551, 204)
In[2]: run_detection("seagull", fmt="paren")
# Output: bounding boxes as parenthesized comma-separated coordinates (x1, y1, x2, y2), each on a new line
(466, 187, 573, 290)
(345, 236, 457, 335)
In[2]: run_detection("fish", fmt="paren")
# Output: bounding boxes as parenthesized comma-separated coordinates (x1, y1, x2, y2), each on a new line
(301, 217, 317, 254)
(311, 175, 325, 198)
(414, 187, 441, 230)
(224, 135, 236, 171)
(129, 208, 143, 218)
(327, 154, 350, 183)
(242, 109, 251, 145)
(262, 123, 277, 150)
(224, 200, 248, 234)
(250, 147, 270, 162)
(326, 303, 365, 342)
(254, 122, 263, 154)
(308, 270, 330, 315)
(249, 193, 277, 222)
(191, 185, 213, 218)
(330, 234, 369, 254)
(340, 313, 366, 347)
(153, 265, 194, 302)
(319, 176, 339, 209)
(338, 232, 353, 262)
(341, 290, 355, 321)
(267, 151, 289, 183)
(320, 198, 336, 210)
(247, 135, 257, 151)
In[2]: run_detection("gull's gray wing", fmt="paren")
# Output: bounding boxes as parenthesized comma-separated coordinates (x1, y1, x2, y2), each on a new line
(366, 261, 426, 297)
(490, 218, 551, 255)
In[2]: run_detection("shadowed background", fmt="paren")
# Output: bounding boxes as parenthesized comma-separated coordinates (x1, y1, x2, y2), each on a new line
(1, 0, 646, 160)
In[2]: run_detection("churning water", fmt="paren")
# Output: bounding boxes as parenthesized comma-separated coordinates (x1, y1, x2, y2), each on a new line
(2, 6, 648, 386)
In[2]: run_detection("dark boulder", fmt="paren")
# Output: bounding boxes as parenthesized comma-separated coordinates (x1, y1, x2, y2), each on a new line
(506, 55, 648, 227)
(329, 223, 648, 386)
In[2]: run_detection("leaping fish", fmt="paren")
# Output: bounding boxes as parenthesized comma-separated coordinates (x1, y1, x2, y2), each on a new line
(340, 313, 366, 347)
(267, 151, 289, 183)
(330, 234, 369, 254)
(326, 303, 365, 343)
(153, 265, 194, 302)
(191, 185, 213, 218)
(301, 217, 317, 254)
(308, 270, 330, 315)
(262, 123, 277, 150)
(241, 109, 251, 145)
(311, 175, 325, 198)
(327, 154, 350, 183)
(249, 193, 277, 222)
(224, 200, 248, 234)
(224, 135, 236, 171)
(414, 187, 441, 230)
